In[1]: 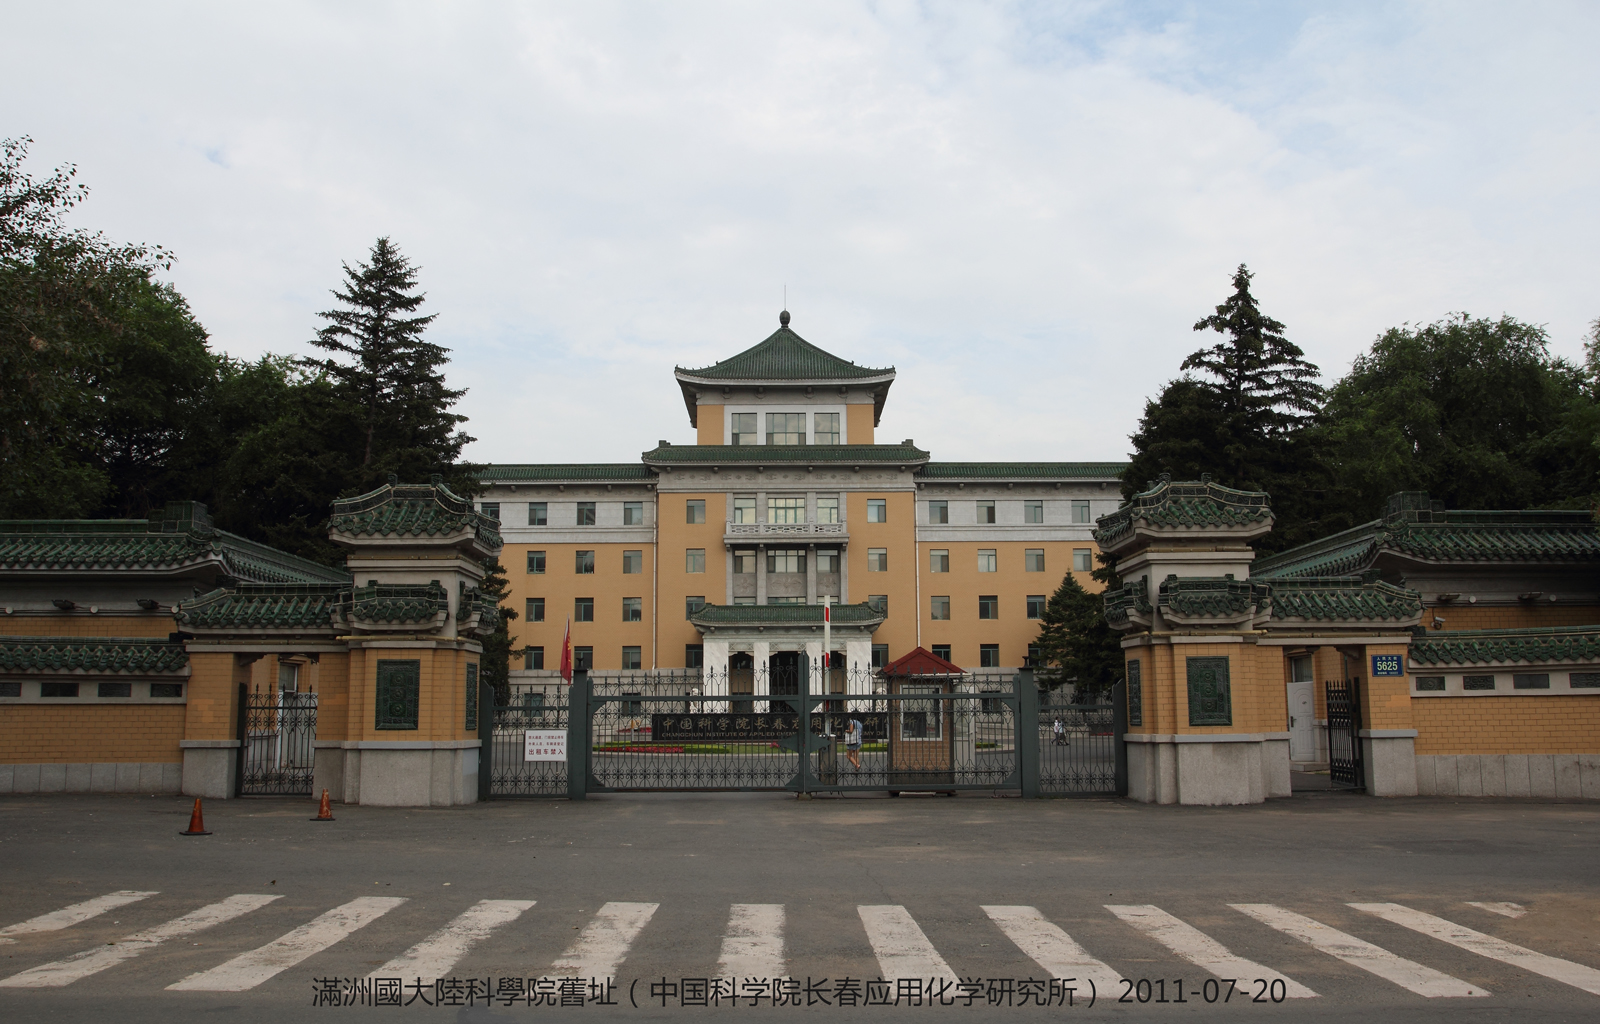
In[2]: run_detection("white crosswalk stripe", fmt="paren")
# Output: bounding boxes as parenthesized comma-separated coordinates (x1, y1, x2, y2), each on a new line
(550, 902, 658, 979)
(1352, 902, 1600, 997)
(1231, 904, 1487, 998)
(0, 895, 279, 989)
(370, 900, 535, 981)
(1105, 905, 1317, 998)
(167, 897, 406, 992)
(1465, 901, 1527, 919)
(857, 906, 958, 983)
(981, 906, 1121, 998)
(0, 891, 158, 945)
(718, 904, 786, 981)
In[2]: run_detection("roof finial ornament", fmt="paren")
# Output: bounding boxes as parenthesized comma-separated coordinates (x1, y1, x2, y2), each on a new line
(779, 309, 790, 327)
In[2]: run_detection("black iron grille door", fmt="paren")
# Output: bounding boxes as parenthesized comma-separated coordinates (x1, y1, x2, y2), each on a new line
(1325, 679, 1365, 791)
(237, 684, 317, 796)
(1038, 699, 1118, 795)
(488, 684, 569, 796)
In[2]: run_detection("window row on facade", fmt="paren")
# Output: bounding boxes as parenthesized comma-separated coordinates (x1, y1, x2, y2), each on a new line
(520, 642, 1032, 672)
(524, 545, 1094, 576)
(729, 411, 841, 445)
(484, 496, 1107, 528)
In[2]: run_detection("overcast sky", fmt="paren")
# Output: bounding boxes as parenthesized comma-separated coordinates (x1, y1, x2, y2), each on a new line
(8, 2, 1598, 465)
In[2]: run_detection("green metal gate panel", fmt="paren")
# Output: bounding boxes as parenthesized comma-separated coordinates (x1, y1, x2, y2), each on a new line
(375, 659, 420, 730)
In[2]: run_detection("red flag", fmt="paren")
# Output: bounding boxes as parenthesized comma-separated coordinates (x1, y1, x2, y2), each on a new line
(560, 617, 573, 683)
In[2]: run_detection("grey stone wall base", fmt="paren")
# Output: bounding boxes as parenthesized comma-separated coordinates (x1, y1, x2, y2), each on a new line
(1126, 737, 1291, 806)
(1417, 754, 1600, 798)
(319, 747, 479, 807)
(2, 762, 180, 794)
(1362, 736, 1419, 797)
(182, 747, 237, 799)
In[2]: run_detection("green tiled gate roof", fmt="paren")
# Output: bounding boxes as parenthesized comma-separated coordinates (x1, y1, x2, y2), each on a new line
(0, 636, 189, 674)
(676, 325, 892, 383)
(177, 585, 344, 631)
(1094, 478, 1272, 549)
(329, 482, 502, 549)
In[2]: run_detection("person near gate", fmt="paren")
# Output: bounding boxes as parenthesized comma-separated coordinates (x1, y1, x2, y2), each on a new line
(1053, 716, 1066, 747)
(845, 716, 864, 770)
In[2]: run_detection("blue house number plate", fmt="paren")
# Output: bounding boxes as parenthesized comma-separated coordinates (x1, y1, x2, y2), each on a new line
(1371, 654, 1404, 677)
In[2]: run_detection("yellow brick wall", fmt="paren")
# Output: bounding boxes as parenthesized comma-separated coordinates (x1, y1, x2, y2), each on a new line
(1427, 605, 1600, 631)
(183, 651, 246, 740)
(846, 405, 875, 444)
(1414, 694, 1600, 754)
(1362, 643, 1415, 731)
(0, 704, 184, 763)
(1128, 642, 1286, 735)
(0, 613, 175, 638)
(696, 405, 724, 445)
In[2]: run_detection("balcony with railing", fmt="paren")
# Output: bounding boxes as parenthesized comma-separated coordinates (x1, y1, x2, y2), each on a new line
(724, 520, 849, 545)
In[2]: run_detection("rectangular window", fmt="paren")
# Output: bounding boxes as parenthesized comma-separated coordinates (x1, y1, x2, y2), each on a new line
(686, 548, 706, 573)
(766, 411, 806, 445)
(979, 595, 999, 619)
(479, 502, 500, 521)
(928, 500, 948, 524)
(574, 597, 594, 622)
(622, 549, 643, 574)
(375, 659, 421, 730)
(1026, 594, 1046, 619)
(1127, 658, 1143, 726)
(867, 548, 888, 572)
(622, 597, 642, 622)
(814, 412, 840, 445)
(931, 644, 952, 661)
(623, 502, 644, 526)
(1513, 673, 1550, 689)
(979, 644, 1000, 668)
(575, 550, 595, 574)
(686, 596, 706, 618)
(1072, 500, 1092, 524)
(732, 496, 756, 523)
(98, 682, 132, 698)
(574, 646, 593, 672)
(930, 595, 950, 620)
(871, 644, 889, 669)
(41, 682, 79, 697)
(733, 550, 756, 574)
(527, 550, 546, 574)
(1414, 676, 1445, 691)
(769, 596, 807, 605)
(1024, 500, 1043, 524)
(929, 549, 949, 573)
(978, 549, 997, 572)
(1464, 674, 1496, 690)
(621, 646, 642, 670)
(1073, 548, 1093, 572)
(528, 502, 547, 526)
(815, 496, 839, 523)
(686, 645, 704, 669)
(899, 682, 943, 740)
(731, 412, 758, 445)
(150, 683, 183, 698)
(576, 502, 595, 526)
(768, 548, 805, 573)
(464, 663, 478, 731)
(686, 499, 705, 524)
(977, 500, 995, 524)
(815, 548, 840, 573)
(1025, 548, 1045, 572)
(768, 496, 804, 524)
(868, 594, 888, 615)
(867, 498, 887, 523)
(526, 597, 545, 622)
(1572, 673, 1600, 688)
(526, 646, 545, 670)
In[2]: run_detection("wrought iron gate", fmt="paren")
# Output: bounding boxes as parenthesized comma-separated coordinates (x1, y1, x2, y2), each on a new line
(482, 682, 569, 797)
(236, 683, 317, 796)
(1325, 679, 1365, 790)
(1037, 683, 1124, 796)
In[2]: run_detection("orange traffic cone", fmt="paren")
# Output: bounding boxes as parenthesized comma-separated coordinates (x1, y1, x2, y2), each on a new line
(180, 797, 211, 836)
(310, 788, 335, 822)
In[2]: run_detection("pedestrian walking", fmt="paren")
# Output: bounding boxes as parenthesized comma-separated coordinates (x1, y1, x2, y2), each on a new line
(1053, 716, 1066, 746)
(845, 716, 864, 769)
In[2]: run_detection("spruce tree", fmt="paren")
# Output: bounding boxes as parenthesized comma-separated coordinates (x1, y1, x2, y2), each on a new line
(476, 556, 519, 707)
(1033, 571, 1124, 702)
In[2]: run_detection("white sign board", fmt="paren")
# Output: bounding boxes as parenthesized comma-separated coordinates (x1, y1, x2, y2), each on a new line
(524, 730, 567, 762)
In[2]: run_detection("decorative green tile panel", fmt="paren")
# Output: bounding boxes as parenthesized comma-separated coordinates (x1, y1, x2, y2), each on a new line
(1186, 656, 1232, 726)
(0, 636, 188, 675)
(376, 659, 421, 730)
(465, 663, 479, 731)
(1410, 625, 1600, 666)
(1126, 658, 1143, 727)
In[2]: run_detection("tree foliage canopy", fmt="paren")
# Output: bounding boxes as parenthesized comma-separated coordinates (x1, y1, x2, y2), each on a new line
(1033, 571, 1124, 701)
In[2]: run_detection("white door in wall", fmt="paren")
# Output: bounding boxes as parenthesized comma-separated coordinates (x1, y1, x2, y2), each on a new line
(1287, 680, 1316, 762)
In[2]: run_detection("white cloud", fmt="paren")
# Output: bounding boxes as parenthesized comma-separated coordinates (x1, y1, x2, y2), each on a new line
(5, 1, 1597, 465)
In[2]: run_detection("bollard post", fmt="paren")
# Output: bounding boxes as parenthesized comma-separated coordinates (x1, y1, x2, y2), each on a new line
(567, 671, 589, 801)
(1016, 669, 1039, 798)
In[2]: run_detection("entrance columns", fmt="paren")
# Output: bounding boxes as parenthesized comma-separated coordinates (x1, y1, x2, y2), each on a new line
(752, 640, 770, 710)
(701, 638, 730, 711)
(1358, 641, 1419, 796)
(845, 638, 871, 681)
(756, 545, 768, 604)
(804, 640, 823, 694)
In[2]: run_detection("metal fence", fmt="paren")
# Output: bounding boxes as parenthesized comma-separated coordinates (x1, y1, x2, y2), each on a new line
(1037, 684, 1123, 796)
(482, 682, 569, 797)
(236, 684, 317, 796)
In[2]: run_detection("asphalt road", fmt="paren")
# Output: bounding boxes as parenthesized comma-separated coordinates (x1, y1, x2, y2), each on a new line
(1, 789, 1598, 1023)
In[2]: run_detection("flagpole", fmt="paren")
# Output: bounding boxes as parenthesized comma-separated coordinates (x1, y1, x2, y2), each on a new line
(822, 594, 830, 696)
